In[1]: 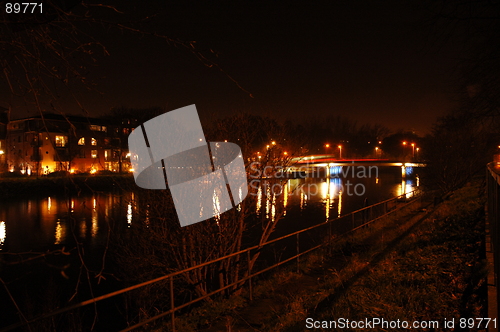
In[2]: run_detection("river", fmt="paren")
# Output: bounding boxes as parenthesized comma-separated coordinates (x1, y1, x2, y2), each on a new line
(0, 167, 419, 329)
(0, 167, 418, 253)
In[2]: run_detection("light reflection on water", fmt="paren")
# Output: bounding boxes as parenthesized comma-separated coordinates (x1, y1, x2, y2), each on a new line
(0, 192, 137, 252)
(0, 169, 419, 252)
(255, 172, 419, 224)
(0, 221, 6, 249)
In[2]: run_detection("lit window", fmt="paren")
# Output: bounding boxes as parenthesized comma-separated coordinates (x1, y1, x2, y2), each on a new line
(91, 150, 98, 158)
(78, 137, 85, 145)
(91, 138, 97, 146)
(89, 125, 107, 132)
(55, 135, 68, 147)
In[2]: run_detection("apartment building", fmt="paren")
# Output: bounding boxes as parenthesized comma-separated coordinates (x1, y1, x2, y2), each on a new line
(5, 114, 134, 175)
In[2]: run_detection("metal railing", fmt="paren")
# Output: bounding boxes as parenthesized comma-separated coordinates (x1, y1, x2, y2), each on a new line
(1, 190, 423, 332)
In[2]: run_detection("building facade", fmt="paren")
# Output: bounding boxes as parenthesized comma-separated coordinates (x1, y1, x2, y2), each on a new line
(5, 114, 134, 175)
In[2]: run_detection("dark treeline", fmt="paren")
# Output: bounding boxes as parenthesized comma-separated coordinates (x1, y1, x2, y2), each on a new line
(105, 106, 422, 160)
(420, 0, 500, 193)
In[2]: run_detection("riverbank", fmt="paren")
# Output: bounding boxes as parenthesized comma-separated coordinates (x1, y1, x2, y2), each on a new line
(164, 182, 486, 331)
(0, 174, 136, 199)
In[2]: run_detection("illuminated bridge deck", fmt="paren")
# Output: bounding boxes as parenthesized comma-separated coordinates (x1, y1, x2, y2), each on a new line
(289, 155, 426, 169)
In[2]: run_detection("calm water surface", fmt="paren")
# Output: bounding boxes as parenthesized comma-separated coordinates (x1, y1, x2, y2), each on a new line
(0, 168, 419, 253)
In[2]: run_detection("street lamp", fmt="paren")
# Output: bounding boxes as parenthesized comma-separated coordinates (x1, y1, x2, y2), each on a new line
(375, 147, 379, 158)
(416, 147, 420, 160)
(324, 143, 330, 155)
(338, 145, 342, 159)
(411, 143, 415, 158)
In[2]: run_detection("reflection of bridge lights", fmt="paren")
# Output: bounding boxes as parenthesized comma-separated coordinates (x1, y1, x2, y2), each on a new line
(271, 196, 276, 221)
(127, 202, 133, 227)
(338, 190, 343, 217)
(399, 180, 413, 198)
(283, 183, 288, 212)
(300, 191, 306, 210)
(256, 186, 262, 214)
(213, 190, 221, 225)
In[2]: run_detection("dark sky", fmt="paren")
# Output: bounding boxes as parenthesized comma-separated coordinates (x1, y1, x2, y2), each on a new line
(8, 0, 464, 135)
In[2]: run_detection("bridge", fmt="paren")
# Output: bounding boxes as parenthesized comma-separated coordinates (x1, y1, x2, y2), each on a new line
(284, 154, 426, 178)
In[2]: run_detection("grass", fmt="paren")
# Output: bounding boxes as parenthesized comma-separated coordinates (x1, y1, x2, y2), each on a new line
(147, 183, 487, 331)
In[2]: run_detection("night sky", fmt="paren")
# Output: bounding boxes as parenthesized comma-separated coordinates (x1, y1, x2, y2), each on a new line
(6, 1, 465, 134)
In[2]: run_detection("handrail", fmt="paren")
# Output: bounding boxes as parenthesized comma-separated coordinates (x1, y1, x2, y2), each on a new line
(0, 189, 422, 332)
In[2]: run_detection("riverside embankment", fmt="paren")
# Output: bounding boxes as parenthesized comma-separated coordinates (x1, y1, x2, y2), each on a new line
(175, 183, 486, 332)
(0, 174, 135, 199)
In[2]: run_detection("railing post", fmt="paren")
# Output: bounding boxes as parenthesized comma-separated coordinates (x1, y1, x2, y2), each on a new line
(247, 250, 253, 301)
(170, 277, 175, 332)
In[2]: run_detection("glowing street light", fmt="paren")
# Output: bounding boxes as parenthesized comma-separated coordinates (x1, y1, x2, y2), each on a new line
(416, 147, 420, 160)
(324, 143, 330, 155)
(338, 145, 342, 159)
(271, 141, 276, 145)
(411, 143, 415, 158)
